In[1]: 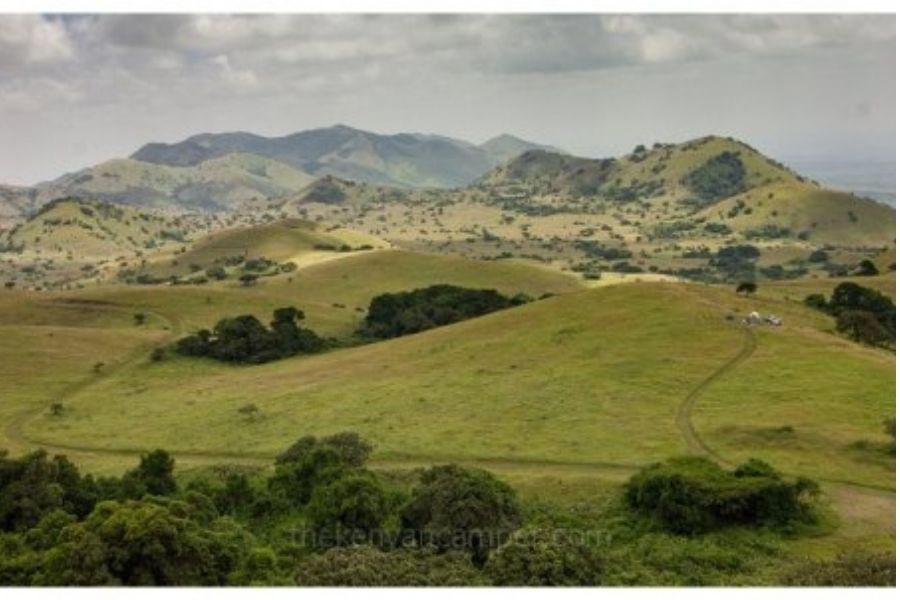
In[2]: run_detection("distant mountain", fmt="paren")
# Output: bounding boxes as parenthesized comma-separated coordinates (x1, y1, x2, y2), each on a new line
(28, 153, 315, 213)
(131, 125, 557, 189)
(0, 126, 557, 217)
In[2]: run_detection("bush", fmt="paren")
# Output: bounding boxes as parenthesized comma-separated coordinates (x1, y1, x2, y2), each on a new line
(175, 307, 325, 364)
(626, 457, 819, 534)
(836, 310, 892, 346)
(275, 432, 373, 467)
(683, 152, 746, 204)
(37, 500, 241, 585)
(486, 528, 603, 585)
(783, 551, 895, 586)
(295, 546, 486, 586)
(400, 464, 522, 563)
(360, 285, 528, 339)
(306, 471, 390, 547)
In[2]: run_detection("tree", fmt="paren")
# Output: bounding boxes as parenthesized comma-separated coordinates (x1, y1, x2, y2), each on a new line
(49, 402, 64, 417)
(306, 471, 390, 546)
(626, 456, 819, 534)
(736, 281, 757, 296)
(205, 266, 227, 281)
(133, 312, 147, 326)
(836, 310, 891, 347)
(268, 446, 346, 507)
(400, 464, 522, 564)
(123, 449, 176, 497)
(808, 249, 829, 263)
(37, 500, 241, 585)
(857, 259, 879, 277)
(486, 528, 603, 586)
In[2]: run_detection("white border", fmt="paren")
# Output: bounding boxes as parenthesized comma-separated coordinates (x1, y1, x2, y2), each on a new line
(1, 1, 897, 598)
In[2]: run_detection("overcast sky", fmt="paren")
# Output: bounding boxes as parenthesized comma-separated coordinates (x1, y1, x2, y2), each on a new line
(0, 13, 895, 185)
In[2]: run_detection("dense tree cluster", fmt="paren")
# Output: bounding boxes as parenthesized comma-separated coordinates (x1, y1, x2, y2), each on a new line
(804, 282, 895, 347)
(359, 285, 530, 339)
(626, 457, 819, 535)
(0, 436, 871, 586)
(683, 151, 746, 204)
(176, 307, 326, 364)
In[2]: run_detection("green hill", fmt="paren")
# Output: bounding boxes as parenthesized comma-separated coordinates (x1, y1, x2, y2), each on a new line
(138, 218, 389, 279)
(2, 198, 189, 260)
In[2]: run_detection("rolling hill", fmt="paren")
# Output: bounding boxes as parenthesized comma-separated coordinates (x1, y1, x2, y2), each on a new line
(1, 198, 191, 260)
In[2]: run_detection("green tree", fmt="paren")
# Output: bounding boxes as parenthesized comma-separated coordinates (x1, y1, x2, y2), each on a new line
(307, 471, 390, 547)
(123, 449, 176, 497)
(400, 464, 522, 564)
(37, 500, 241, 585)
(857, 259, 879, 276)
(836, 310, 891, 346)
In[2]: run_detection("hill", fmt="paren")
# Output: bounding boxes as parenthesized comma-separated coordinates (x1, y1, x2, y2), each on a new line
(289, 135, 894, 282)
(136, 218, 389, 280)
(1, 198, 190, 260)
(131, 124, 555, 189)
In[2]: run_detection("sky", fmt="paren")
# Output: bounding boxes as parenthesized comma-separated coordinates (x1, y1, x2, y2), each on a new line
(0, 13, 895, 185)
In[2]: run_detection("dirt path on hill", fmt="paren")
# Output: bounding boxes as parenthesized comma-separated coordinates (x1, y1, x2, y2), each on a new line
(676, 326, 757, 462)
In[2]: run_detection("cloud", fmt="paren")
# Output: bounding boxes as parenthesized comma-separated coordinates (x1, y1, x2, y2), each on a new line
(0, 15, 73, 67)
(0, 14, 893, 184)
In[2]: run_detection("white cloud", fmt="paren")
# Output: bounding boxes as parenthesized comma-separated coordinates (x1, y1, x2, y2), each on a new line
(0, 15, 73, 66)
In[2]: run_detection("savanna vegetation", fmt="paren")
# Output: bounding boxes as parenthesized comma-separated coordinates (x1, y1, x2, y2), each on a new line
(3, 432, 888, 587)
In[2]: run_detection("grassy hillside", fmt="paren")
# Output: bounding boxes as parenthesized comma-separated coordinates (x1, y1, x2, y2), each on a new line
(697, 181, 895, 247)
(2, 198, 188, 260)
(138, 218, 388, 279)
(8, 276, 890, 492)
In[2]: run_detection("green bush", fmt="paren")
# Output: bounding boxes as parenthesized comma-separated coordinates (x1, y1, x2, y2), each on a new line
(400, 464, 522, 564)
(295, 546, 486, 586)
(175, 307, 325, 364)
(626, 457, 819, 534)
(486, 528, 603, 585)
(683, 152, 746, 204)
(360, 285, 529, 339)
(782, 551, 895, 586)
(306, 471, 390, 547)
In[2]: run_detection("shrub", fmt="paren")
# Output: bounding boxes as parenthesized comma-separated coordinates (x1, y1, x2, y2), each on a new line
(400, 464, 522, 563)
(276, 432, 373, 467)
(736, 281, 757, 296)
(626, 457, 819, 534)
(683, 152, 746, 204)
(782, 551, 895, 586)
(306, 471, 390, 547)
(856, 259, 879, 276)
(486, 528, 603, 585)
(295, 546, 485, 586)
(360, 285, 528, 339)
(836, 310, 892, 346)
(175, 307, 325, 364)
(37, 500, 240, 585)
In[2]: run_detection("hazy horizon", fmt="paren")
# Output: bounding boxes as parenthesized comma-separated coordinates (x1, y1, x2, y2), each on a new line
(0, 14, 895, 186)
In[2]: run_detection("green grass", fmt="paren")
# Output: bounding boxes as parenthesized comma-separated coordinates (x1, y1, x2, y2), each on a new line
(0, 249, 893, 557)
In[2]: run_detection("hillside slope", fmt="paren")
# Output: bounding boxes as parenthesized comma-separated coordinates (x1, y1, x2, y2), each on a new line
(17, 278, 894, 494)
(2, 198, 190, 260)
